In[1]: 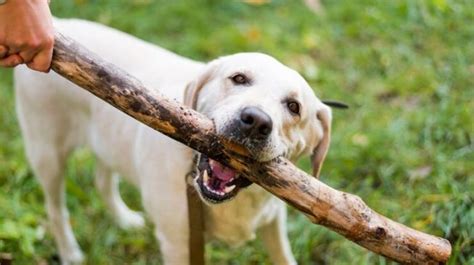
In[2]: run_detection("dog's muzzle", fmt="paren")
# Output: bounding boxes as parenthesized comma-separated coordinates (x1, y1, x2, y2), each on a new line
(239, 106, 273, 140)
(221, 106, 274, 155)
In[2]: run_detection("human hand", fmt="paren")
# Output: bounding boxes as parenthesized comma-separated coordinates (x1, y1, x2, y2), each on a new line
(0, 0, 54, 72)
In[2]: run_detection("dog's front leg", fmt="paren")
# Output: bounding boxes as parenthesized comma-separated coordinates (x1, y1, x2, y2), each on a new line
(141, 176, 191, 265)
(141, 172, 191, 265)
(137, 135, 192, 265)
(258, 204, 297, 265)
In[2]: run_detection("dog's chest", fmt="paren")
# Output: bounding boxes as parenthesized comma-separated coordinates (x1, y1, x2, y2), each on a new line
(204, 186, 281, 246)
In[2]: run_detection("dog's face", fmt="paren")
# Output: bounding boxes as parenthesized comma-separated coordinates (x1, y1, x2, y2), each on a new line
(185, 53, 332, 204)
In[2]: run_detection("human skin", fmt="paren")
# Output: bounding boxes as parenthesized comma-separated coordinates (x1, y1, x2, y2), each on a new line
(0, 0, 54, 72)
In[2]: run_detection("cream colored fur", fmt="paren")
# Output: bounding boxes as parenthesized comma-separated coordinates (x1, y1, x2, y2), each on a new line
(14, 18, 331, 265)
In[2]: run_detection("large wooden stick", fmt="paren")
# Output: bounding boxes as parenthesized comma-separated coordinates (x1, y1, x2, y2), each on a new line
(50, 32, 451, 264)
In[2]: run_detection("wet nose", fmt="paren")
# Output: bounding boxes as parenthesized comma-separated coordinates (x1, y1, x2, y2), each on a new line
(239, 106, 273, 139)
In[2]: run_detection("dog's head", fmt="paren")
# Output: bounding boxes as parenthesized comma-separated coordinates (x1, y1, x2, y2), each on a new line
(185, 53, 332, 204)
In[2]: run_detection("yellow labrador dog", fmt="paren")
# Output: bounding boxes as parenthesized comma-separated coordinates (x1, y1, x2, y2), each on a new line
(14, 19, 332, 265)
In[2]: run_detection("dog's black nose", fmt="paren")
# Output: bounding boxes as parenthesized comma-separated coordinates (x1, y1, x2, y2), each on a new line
(240, 107, 273, 139)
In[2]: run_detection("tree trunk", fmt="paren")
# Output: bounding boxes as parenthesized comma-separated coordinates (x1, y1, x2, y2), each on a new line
(50, 32, 452, 264)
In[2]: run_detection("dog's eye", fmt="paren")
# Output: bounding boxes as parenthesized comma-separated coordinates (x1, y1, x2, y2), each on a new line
(231, 74, 249, 85)
(287, 101, 300, 115)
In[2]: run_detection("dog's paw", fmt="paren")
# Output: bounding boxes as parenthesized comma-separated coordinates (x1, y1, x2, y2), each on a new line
(117, 211, 145, 229)
(59, 249, 84, 265)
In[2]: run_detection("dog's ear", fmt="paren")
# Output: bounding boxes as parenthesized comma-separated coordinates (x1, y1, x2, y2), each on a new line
(311, 105, 332, 178)
(184, 65, 216, 110)
(322, 100, 349, 109)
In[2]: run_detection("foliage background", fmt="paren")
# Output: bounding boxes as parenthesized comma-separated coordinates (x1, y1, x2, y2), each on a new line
(0, 0, 472, 264)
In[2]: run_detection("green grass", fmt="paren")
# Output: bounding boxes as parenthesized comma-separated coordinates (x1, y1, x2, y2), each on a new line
(1, 0, 473, 264)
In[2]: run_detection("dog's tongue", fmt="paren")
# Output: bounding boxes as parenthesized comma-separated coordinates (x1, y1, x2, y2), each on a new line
(209, 159, 236, 181)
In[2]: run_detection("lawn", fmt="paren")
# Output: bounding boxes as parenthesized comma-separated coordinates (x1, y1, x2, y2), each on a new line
(0, 0, 473, 264)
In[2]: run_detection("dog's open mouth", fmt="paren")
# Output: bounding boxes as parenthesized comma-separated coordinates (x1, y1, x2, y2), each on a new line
(194, 155, 252, 204)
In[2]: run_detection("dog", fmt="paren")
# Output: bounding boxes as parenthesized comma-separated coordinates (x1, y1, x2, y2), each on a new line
(14, 18, 332, 265)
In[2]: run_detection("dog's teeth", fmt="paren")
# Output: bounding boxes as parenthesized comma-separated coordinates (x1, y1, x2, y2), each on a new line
(203, 170, 209, 183)
(203, 176, 210, 189)
(224, 185, 236, 193)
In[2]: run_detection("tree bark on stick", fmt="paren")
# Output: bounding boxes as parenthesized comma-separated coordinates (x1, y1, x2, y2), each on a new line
(50, 32, 452, 264)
